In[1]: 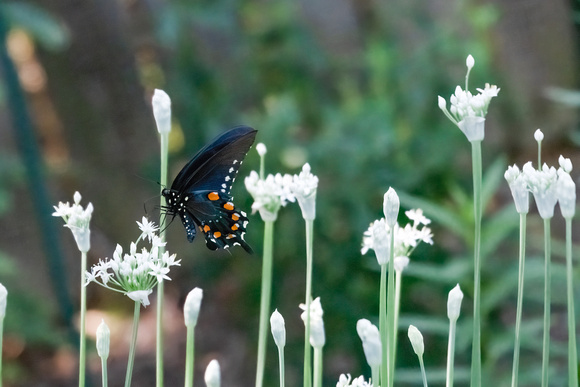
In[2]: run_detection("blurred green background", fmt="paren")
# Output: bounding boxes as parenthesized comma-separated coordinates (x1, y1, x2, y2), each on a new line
(0, 0, 578, 386)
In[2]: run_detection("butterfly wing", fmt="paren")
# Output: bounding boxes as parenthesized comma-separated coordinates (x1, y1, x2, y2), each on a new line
(165, 126, 256, 253)
(171, 126, 257, 194)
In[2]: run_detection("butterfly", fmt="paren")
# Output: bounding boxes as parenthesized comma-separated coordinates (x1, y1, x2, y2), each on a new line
(162, 126, 257, 253)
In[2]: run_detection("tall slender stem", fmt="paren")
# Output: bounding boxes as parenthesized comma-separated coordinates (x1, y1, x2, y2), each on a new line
(125, 301, 141, 387)
(101, 357, 108, 387)
(277, 345, 285, 387)
(79, 251, 87, 387)
(184, 326, 195, 387)
(313, 347, 323, 387)
(470, 140, 483, 387)
(387, 229, 396, 387)
(541, 218, 551, 387)
(303, 219, 314, 387)
(157, 129, 169, 387)
(256, 220, 274, 387)
(446, 318, 457, 387)
(379, 263, 388, 387)
(393, 269, 402, 374)
(565, 218, 578, 387)
(0, 317, 4, 387)
(511, 213, 527, 387)
(418, 355, 428, 387)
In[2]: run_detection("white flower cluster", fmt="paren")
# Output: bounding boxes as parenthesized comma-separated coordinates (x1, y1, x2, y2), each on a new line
(438, 55, 500, 142)
(361, 209, 433, 266)
(245, 144, 319, 221)
(336, 374, 372, 387)
(505, 155, 575, 219)
(85, 217, 181, 306)
(53, 191, 94, 253)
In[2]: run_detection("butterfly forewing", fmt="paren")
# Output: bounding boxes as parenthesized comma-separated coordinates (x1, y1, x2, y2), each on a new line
(171, 126, 257, 194)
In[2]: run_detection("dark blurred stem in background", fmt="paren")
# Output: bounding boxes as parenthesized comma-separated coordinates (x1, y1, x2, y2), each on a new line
(0, 8, 76, 346)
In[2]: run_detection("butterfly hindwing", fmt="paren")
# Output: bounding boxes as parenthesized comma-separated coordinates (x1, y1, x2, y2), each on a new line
(162, 126, 256, 253)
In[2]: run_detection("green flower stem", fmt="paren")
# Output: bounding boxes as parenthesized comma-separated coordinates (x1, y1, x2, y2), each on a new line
(565, 217, 578, 387)
(256, 220, 274, 387)
(125, 301, 141, 387)
(418, 354, 428, 387)
(387, 228, 396, 387)
(393, 269, 402, 373)
(101, 355, 108, 387)
(541, 218, 551, 387)
(303, 219, 314, 387)
(379, 263, 388, 387)
(184, 325, 195, 387)
(470, 140, 482, 387)
(446, 317, 457, 387)
(79, 251, 87, 387)
(510, 213, 527, 387)
(157, 129, 169, 387)
(276, 344, 285, 387)
(371, 365, 379, 387)
(0, 317, 3, 387)
(313, 347, 323, 387)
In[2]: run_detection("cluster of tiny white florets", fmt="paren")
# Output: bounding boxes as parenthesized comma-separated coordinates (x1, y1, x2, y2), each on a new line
(85, 217, 181, 306)
(245, 143, 319, 221)
(52, 191, 94, 252)
(361, 209, 433, 266)
(336, 374, 372, 387)
(505, 154, 575, 219)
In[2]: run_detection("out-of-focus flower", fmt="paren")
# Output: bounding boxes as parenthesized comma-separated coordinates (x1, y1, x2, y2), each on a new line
(53, 191, 93, 252)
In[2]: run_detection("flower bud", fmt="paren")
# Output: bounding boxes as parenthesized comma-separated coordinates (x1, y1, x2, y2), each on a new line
(204, 359, 221, 387)
(356, 319, 382, 367)
(0, 283, 7, 319)
(270, 309, 286, 348)
(447, 284, 464, 321)
(256, 143, 267, 156)
(152, 89, 172, 134)
(408, 325, 424, 357)
(184, 287, 203, 328)
(534, 129, 544, 142)
(96, 319, 110, 359)
(466, 55, 475, 70)
(383, 188, 400, 228)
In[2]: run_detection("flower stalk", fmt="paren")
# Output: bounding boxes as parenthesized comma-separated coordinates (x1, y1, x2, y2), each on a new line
(270, 310, 286, 387)
(125, 301, 141, 387)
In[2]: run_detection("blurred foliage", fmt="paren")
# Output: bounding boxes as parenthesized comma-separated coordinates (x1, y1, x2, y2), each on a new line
(0, 0, 578, 385)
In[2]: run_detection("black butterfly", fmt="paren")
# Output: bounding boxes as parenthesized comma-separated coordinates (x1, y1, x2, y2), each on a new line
(162, 126, 257, 253)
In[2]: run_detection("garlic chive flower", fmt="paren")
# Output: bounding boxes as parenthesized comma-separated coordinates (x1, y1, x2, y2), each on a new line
(0, 283, 7, 319)
(362, 209, 433, 265)
(245, 171, 294, 222)
(408, 325, 425, 357)
(523, 162, 559, 219)
(204, 359, 221, 387)
(447, 284, 464, 322)
(438, 55, 500, 142)
(256, 143, 267, 157)
(289, 163, 319, 221)
(96, 319, 110, 360)
(336, 374, 372, 387)
(356, 319, 382, 368)
(383, 187, 400, 228)
(300, 297, 325, 348)
(534, 129, 544, 142)
(85, 219, 180, 307)
(504, 165, 530, 214)
(556, 157, 576, 219)
(53, 191, 93, 253)
(152, 89, 172, 134)
(270, 309, 286, 348)
(184, 287, 203, 328)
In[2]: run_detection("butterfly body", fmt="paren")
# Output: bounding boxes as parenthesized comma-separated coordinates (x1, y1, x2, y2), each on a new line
(162, 126, 257, 253)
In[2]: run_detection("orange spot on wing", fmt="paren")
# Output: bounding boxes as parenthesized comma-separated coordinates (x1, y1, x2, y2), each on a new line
(224, 202, 234, 211)
(213, 231, 222, 238)
(203, 225, 210, 233)
(226, 234, 235, 239)
(232, 213, 240, 221)
(231, 224, 239, 231)
(208, 192, 220, 201)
